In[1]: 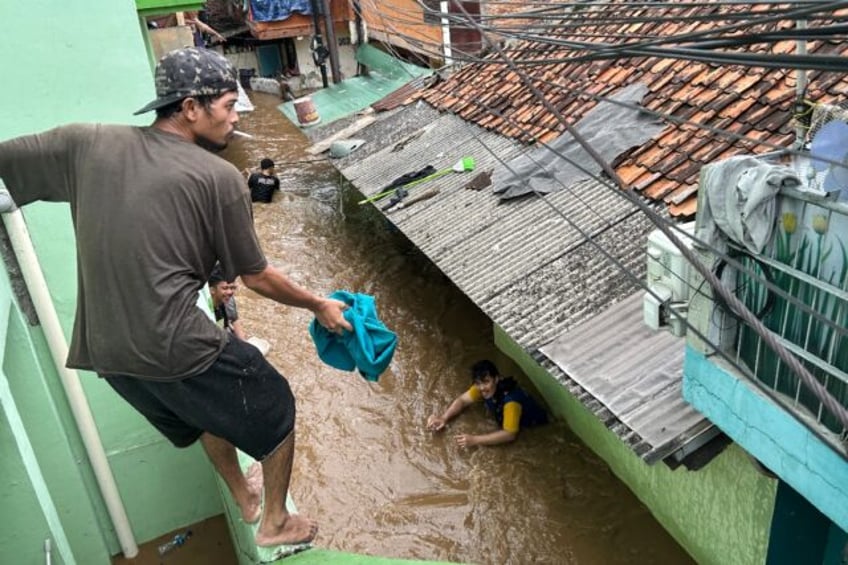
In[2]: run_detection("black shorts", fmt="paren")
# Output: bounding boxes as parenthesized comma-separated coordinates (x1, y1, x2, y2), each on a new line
(102, 336, 295, 461)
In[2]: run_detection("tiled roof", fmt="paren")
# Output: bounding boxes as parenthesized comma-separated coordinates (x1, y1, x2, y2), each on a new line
(420, 2, 848, 218)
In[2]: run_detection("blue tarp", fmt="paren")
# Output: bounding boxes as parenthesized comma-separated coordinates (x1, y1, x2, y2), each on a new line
(250, 0, 311, 22)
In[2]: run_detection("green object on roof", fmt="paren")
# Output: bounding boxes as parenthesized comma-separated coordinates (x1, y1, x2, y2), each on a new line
(135, 0, 205, 16)
(279, 44, 430, 128)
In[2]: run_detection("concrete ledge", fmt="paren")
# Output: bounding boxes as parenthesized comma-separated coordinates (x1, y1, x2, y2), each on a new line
(683, 346, 848, 532)
(215, 451, 311, 564)
(214, 453, 463, 564)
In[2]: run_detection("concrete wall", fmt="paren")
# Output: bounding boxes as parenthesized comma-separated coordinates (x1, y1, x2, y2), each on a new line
(0, 0, 221, 561)
(294, 36, 358, 91)
(362, 0, 443, 63)
(495, 325, 778, 565)
(684, 348, 848, 534)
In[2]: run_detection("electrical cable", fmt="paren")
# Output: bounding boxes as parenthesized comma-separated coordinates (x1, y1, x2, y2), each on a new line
(446, 0, 848, 433)
(357, 0, 848, 435)
(367, 0, 848, 434)
(364, 0, 848, 341)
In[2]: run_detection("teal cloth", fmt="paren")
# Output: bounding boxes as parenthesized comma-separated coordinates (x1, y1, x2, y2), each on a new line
(309, 291, 397, 382)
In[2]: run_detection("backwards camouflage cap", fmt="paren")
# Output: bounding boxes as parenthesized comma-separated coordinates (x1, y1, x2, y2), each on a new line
(133, 47, 238, 115)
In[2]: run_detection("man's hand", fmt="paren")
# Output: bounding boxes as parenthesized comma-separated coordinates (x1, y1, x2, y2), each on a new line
(0, 178, 17, 212)
(454, 434, 477, 448)
(314, 297, 351, 335)
(426, 415, 446, 432)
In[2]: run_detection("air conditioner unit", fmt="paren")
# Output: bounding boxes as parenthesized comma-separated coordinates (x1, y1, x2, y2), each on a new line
(643, 222, 696, 337)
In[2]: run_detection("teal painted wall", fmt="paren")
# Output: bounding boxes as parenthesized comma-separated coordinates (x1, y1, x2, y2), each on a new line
(0, 0, 222, 561)
(683, 348, 848, 534)
(495, 326, 777, 565)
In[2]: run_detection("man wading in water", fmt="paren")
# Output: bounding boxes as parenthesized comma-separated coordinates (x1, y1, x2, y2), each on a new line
(0, 47, 351, 547)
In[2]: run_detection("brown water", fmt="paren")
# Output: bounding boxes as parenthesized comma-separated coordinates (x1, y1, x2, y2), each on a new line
(219, 93, 694, 565)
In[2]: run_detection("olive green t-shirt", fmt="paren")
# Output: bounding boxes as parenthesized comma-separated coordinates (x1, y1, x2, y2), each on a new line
(0, 123, 267, 380)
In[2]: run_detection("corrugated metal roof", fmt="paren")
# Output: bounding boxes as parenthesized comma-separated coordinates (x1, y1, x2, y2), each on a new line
(539, 293, 710, 462)
(332, 103, 710, 461)
(278, 45, 430, 128)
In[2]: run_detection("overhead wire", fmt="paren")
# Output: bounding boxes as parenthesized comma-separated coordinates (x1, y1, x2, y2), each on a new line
(452, 0, 848, 432)
(360, 1, 848, 300)
(361, 4, 828, 159)
(360, 2, 848, 358)
(357, 0, 848, 433)
(365, 3, 848, 177)
(371, 0, 848, 70)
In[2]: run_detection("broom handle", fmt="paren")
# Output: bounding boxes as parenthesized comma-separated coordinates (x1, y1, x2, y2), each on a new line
(357, 167, 453, 205)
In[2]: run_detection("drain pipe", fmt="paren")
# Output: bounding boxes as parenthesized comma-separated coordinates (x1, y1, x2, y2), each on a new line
(794, 15, 808, 148)
(0, 182, 139, 558)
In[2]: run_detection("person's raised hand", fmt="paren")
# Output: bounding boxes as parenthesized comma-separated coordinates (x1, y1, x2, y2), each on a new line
(427, 415, 446, 432)
(454, 434, 476, 448)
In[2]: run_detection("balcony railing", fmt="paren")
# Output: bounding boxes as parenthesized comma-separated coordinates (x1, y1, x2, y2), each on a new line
(728, 187, 848, 441)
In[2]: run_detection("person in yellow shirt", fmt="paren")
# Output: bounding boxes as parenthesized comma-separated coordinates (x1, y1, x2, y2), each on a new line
(427, 360, 548, 447)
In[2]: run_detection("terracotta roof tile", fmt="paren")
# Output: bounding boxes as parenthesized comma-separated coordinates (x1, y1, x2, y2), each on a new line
(669, 195, 698, 218)
(633, 169, 663, 189)
(638, 145, 674, 168)
(654, 150, 688, 173)
(690, 87, 723, 108)
(666, 183, 700, 206)
(719, 96, 759, 119)
(641, 178, 679, 200)
(667, 160, 703, 183)
(705, 92, 741, 113)
(420, 1, 848, 217)
(617, 164, 650, 186)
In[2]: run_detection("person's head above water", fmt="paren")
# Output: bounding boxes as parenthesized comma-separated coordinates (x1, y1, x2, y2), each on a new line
(471, 359, 500, 382)
(208, 264, 237, 307)
(471, 359, 501, 399)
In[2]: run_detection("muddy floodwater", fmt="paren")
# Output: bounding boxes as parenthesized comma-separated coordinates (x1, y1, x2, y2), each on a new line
(219, 93, 694, 565)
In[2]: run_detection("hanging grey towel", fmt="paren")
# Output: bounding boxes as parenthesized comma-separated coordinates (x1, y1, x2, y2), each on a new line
(696, 155, 801, 255)
(492, 83, 666, 200)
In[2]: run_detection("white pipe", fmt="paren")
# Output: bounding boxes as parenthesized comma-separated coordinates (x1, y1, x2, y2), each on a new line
(440, 1, 453, 66)
(795, 17, 807, 148)
(1, 206, 139, 558)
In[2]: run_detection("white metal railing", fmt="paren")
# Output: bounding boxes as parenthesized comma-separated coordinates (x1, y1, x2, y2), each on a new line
(730, 192, 848, 438)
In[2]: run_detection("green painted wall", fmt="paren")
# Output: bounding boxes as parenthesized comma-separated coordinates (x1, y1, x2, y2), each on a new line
(494, 325, 778, 565)
(0, 280, 110, 565)
(0, 0, 222, 561)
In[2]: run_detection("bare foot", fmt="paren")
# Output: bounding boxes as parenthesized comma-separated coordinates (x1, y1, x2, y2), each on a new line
(255, 513, 318, 547)
(238, 463, 263, 524)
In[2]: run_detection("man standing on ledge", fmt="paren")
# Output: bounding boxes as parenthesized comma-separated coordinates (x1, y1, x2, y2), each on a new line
(0, 47, 350, 547)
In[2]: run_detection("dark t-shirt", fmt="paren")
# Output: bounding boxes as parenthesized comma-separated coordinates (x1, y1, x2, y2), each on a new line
(0, 124, 267, 380)
(248, 172, 279, 203)
(214, 298, 239, 333)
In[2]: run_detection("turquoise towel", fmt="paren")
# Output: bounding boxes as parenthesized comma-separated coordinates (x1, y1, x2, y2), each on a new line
(309, 291, 397, 382)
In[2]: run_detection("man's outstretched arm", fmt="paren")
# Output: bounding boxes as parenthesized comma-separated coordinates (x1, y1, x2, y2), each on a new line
(240, 265, 351, 334)
(427, 391, 475, 431)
